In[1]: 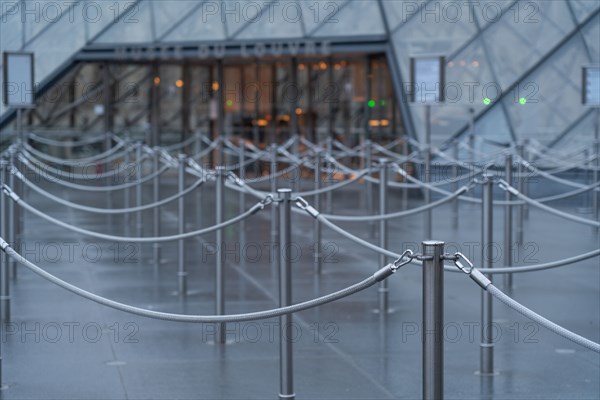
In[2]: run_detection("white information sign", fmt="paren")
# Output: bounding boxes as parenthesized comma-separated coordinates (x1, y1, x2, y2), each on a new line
(583, 66, 600, 106)
(2, 52, 35, 107)
(410, 56, 445, 104)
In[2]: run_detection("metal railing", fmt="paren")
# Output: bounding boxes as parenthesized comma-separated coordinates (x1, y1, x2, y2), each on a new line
(0, 132, 599, 399)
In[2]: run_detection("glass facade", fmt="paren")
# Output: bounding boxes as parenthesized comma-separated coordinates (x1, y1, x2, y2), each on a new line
(0, 0, 598, 150)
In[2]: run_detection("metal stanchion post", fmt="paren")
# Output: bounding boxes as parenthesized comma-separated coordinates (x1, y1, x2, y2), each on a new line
(106, 138, 113, 228)
(0, 159, 6, 389)
(522, 140, 529, 219)
(217, 137, 224, 168)
(0, 160, 11, 322)
(270, 144, 278, 243)
(215, 166, 226, 344)
(17, 109, 23, 144)
(313, 151, 322, 274)
(277, 188, 294, 400)
(292, 134, 300, 193)
(105, 131, 112, 171)
(15, 145, 24, 271)
(594, 111, 600, 228)
(194, 132, 201, 161)
(594, 139, 599, 229)
(197, 133, 204, 165)
(504, 155, 513, 290)
(135, 142, 143, 237)
(480, 176, 494, 375)
(326, 137, 333, 214)
(424, 105, 432, 239)
(516, 144, 525, 257)
(422, 240, 444, 400)
(239, 142, 246, 266)
(177, 154, 187, 296)
(196, 137, 204, 232)
(402, 139, 408, 209)
(469, 134, 475, 164)
(124, 142, 131, 236)
(8, 150, 16, 279)
(377, 159, 390, 314)
(365, 140, 374, 237)
(452, 141, 459, 230)
(152, 149, 161, 265)
(584, 149, 591, 209)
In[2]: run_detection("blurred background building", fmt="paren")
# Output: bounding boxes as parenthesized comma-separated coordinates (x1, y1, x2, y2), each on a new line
(0, 0, 598, 152)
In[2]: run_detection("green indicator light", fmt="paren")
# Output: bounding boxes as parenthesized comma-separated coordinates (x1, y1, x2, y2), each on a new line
(483, 98, 491, 105)
(226, 100, 233, 107)
(519, 97, 527, 105)
(368, 100, 376, 108)
(380, 100, 386, 106)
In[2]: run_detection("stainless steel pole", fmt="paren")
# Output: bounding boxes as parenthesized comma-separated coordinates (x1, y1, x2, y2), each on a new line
(480, 176, 494, 375)
(0, 159, 5, 387)
(424, 105, 432, 239)
(522, 140, 529, 219)
(106, 135, 113, 228)
(215, 166, 226, 344)
(152, 148, 161, 265)
(196, 137, 203, 231)
(292, 134, 300, 193)
(194, 132, 201, 161)
(585, 149, 591, 210)
(8, 150, 16, 279)
(17, 108, 23, 144)
(135, 142, 143, 237)
(239, 142, 246, 267)
(217, 136, 224, 168)
(468, 109, 475, 165)
(314, 151, 322, 274)
(593, 112, 599, 227)
(378, 159, 390, 313)
(177, 154, 187, 296)
(326, 137, 333, 214)
(422, 240, 444, 400)
(365, 140, 374, 237)
(402, 139, 408, 210)
(124, 142, 131, 236)
(452, 141, 459, 230)
(277, 188, 294, 400)
(504, 155, 513, 290)
(594, 144, 599, 228)
(270, 144, 278, 246)
(516, 144, 525, 255)
(0, 160, 10, 322)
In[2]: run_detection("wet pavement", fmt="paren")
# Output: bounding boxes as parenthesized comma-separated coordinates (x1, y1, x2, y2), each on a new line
(1, 166, 599, 399)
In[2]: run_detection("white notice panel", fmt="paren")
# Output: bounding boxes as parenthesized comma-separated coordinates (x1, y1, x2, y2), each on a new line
(2, 52, 35, 107)
(583, 66, 600, 106)
(410, 56, 445, 104)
